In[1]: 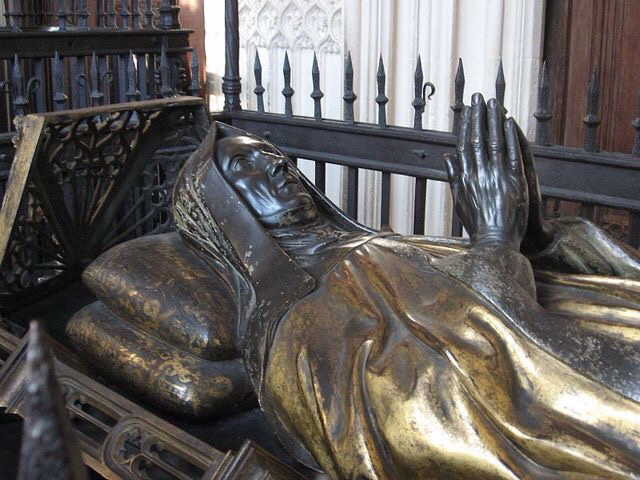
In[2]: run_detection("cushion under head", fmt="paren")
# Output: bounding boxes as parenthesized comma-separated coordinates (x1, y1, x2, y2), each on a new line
(82, 232, 239, 360)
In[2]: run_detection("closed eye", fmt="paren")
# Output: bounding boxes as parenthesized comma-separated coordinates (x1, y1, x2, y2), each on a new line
(231, 155, 252, 172)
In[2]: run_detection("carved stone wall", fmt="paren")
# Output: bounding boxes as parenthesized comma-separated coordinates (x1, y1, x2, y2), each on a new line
(238, 0, 341, 55)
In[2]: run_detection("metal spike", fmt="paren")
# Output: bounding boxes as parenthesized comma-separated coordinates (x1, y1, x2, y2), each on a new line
(222, 0, 241, 111)
(131, 0, 141, 29)
(126, 51, 140, 101)
(583, 69, 601, 152)
(495, 59, 505, 106)
(282, 51, 294, 116)
(534, 60, 553, 145)
(159, 41, 173, 98)
(412, 54, 425, 129)
(632, 89, 640, 156)
(376, 55, 388, 128)
(77, 0, 89, 29)
(144, 0, 154, 28)
(12, 54, 27, 117)
(120, 0, 130, 28)
(52, 51, 68, 111)
(188, 50, 201, 97)
(343, 51, 357, 123)
(253, 50, 265, 112)
(106, 0, 116, 28)
(57, 0, 69, 31)
(311, 52, 323, 120)
(17, 322, 88, 480)
(6, 0, 23, 31)
(89, 52, 104, 107)
(451, 58, 465, 134)
(159, 0, 175, 29)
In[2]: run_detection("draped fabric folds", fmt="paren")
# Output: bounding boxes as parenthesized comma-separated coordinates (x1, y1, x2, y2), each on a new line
(265, 235, 640, 479)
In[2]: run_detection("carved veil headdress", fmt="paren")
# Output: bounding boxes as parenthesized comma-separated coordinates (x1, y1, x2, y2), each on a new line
(172, 121, 372, 395)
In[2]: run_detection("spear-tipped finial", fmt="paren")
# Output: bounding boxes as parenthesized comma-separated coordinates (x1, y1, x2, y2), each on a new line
(57, 0, 69, 31)
(343, 51, 357, 123)
(126, 51, 140, 101)
(253, 49, 262, 74)
(413, 54, 425, 129)
(159, 41, 173, 98)
(52, 51, 68, 111)
(120, 0, 131, 29)
(311, 52, 324, 120)
(583, 69, 601, 152)
(451, 58, 466, 134)
(253, 50, 265, 112)
(77, 0, 89, 29)
(11, 54, 27, 117)
(17, 322, 88, 480)
(534, 60, 553, 145)
(89, 52, 104, 107)
(496, 59, 506, 106)
(376, 54, 388, 127)
(283, 51, 291, 75)
(189, 50, 201, 97)
(282, 51, 294, 116)
(415, 55, 423, 86)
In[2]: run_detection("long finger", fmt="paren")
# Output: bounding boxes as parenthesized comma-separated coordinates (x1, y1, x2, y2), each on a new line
(514, 122, 546, 233)
(514, 122, 542, 204)
(471, 93, 488, 176)
(444, 153, 460, 182)
(504, 119, 528, 199)
(457, 105, 474, 176)
(487, 98, 505, 176)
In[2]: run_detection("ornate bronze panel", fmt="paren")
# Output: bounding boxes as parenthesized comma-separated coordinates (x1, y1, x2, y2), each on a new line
(0, 97, 208, 313)
(0, 327, 307, 480)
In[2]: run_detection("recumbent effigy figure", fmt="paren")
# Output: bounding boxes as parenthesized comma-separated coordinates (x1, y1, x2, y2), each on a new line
(67, 94, 640, 479)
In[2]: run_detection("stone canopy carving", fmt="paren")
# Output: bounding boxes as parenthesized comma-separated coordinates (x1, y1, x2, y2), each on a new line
(239, 0, 341, 53)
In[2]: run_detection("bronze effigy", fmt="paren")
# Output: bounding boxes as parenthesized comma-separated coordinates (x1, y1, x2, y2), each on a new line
(65, 94, 640, 479)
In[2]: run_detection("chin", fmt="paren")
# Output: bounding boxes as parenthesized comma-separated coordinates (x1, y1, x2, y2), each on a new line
(261, 198, 318, 228)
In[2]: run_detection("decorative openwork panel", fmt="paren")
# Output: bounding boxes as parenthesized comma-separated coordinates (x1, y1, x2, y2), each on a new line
(0, 97, 207, 312)
(0, 325, 307, 479)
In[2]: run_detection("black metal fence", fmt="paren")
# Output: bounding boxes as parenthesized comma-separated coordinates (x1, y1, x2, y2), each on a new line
(218, 0, 640, 247)
(0, 0, 201, 207)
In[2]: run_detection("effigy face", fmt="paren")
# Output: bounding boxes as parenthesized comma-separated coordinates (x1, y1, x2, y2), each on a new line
(27, 97, 640, 478)
(214, 136, 318, 228)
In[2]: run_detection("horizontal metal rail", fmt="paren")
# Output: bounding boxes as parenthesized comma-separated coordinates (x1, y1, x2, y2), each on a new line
(221, 111, 640, 214)
(0, 30, 192, 59)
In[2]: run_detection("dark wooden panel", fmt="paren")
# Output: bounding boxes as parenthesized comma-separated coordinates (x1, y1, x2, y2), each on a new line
(545, 0, 640, 153)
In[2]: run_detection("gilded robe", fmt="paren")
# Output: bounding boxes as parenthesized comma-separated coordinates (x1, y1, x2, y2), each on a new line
(264, 231, 640, 479)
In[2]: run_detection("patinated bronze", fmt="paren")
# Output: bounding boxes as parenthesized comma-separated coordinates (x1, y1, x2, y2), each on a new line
(66, 93, 640, 479)
(17, 321, 88, 480)
(0, 322, 308, 479)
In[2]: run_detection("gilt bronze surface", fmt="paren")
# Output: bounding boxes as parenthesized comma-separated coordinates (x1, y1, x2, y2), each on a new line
(62, 93, 640, 479)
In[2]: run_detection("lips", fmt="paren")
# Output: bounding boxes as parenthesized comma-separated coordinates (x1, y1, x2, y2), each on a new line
(275, 175, 301, 192)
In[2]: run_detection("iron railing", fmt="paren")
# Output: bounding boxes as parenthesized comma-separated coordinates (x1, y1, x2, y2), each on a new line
(218, 0, 640, 248)
(0, 0, 201, 200)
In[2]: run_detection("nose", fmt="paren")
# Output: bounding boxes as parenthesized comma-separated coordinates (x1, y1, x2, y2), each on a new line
(268, 156, 287, 177)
